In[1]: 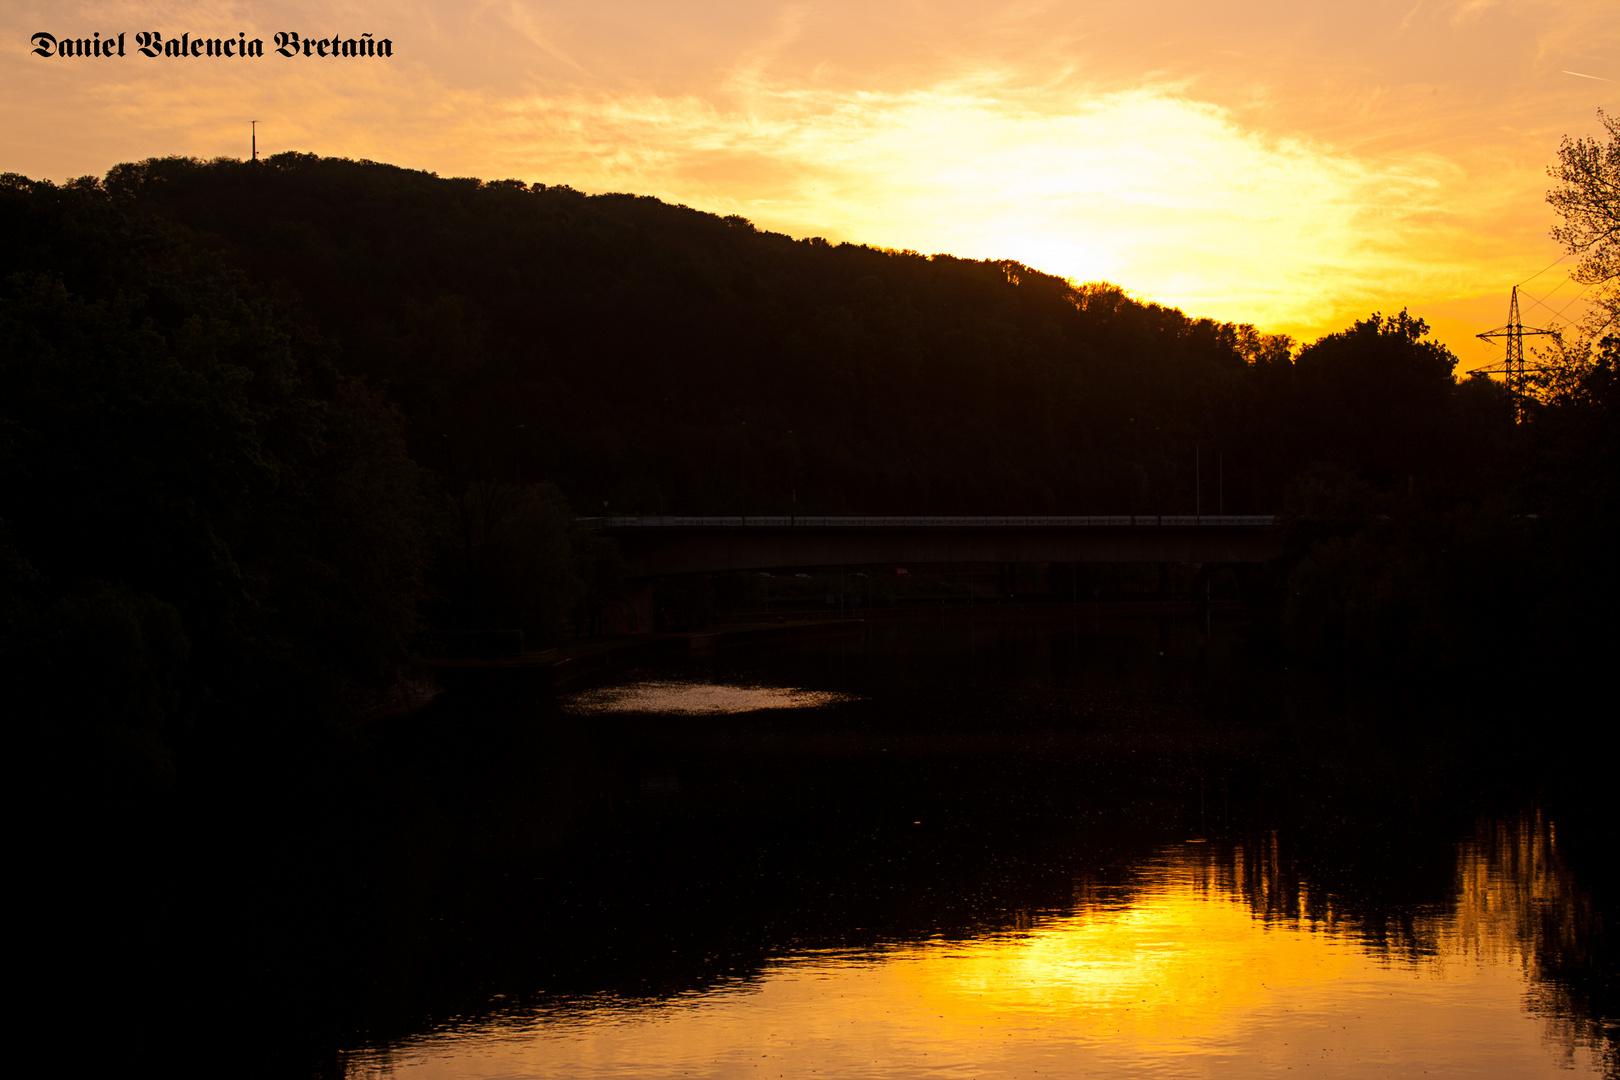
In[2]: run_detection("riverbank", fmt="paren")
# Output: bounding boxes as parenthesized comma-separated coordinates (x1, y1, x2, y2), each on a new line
(426, 617, 868, 693)
(422, 597, 1251, 700)
(427, 596, 1249, 692)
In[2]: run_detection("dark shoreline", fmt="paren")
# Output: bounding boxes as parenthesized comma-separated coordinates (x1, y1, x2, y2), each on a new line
(425, 597, 1244, 695)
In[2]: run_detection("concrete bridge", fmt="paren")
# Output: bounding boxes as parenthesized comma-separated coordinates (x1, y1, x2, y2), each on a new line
(589, 514, 1280, 580)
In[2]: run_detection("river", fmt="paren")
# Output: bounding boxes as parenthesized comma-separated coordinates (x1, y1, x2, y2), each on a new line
(145, 613, 1620, 1077)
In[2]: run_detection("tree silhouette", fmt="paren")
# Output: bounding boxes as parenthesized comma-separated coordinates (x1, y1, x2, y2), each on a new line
(1547, 109, 1619, 339)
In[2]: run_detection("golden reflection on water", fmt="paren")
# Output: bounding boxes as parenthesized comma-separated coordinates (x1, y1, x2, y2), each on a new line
(350, 820, 1607, 1079)
(566, 680, 860, 716)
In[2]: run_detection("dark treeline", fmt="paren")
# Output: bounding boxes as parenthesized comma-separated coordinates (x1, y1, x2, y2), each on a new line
(96, 154, 1507, 517)
(0, 171, 429, 778)
(2, 151, 1616, 745)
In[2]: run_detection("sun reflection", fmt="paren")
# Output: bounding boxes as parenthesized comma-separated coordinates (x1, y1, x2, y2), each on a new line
(903, 853, 1352, 1039)
(348, 822, 1609, 1079)
(566, 679, 858, 715)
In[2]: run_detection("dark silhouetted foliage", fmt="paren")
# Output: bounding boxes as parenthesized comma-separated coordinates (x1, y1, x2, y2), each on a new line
(5, 152, 1615, 714)
(97, 153, 1590, 678)
(0, 172, 438, 765)
(114, 153, 1487, 517)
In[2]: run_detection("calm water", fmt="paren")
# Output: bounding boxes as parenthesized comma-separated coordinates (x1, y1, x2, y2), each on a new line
(138, 614, 1616, 1077)
(351, 834, 1597, 1079)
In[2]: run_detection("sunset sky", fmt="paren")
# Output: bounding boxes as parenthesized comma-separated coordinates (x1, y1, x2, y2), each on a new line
(5, 1, 1615, 368)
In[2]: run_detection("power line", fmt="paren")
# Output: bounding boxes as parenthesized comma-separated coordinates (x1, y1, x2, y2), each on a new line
(1516, 277, 1597, 329)
(1516, 251, 1571, 289)
(1518, 274, 1575, 315)
(1546, 280, 1596, 324)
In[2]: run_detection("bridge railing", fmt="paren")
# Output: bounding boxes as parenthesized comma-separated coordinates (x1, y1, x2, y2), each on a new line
(581, 515, 1276, 528)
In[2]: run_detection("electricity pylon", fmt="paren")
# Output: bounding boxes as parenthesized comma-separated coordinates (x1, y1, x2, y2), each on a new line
(1475, 286, 1556, 420)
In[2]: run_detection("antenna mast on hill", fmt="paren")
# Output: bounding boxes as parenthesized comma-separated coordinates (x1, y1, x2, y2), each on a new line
(251, 120, 258, 162)
(1475, 285, 1556, 420)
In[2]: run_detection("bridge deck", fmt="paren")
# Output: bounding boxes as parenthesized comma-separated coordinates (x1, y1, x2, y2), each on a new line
(588, 515, 1281, 577)
(585, 515, 1275, 528)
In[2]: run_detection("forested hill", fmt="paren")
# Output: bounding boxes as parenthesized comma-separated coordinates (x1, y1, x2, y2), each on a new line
(5, 151, 1615, 762)
(105, 153, 1505, 515)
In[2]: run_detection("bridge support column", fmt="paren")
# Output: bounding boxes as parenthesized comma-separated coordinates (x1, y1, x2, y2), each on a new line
(1050, 561, 1084, 602)
(628, 579, 655, 634)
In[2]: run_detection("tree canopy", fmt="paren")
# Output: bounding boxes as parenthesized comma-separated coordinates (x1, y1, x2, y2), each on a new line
(103, 153, 1509, 519)
(8, 148, 1612, 734)
(0, 172, 436, 753)
(1548, 109, 1620, 338)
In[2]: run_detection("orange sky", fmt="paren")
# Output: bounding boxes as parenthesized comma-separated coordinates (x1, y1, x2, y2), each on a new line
(4, 1, 1615, 368)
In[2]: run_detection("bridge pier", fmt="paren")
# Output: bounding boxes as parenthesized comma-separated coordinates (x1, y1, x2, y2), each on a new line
(1048, 561, 1087, 602)
(628, 579, 655, 634)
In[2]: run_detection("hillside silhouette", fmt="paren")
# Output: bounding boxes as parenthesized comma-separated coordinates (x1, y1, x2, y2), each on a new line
(3, 153, 1615, 742)
(104, 153, 1509, 516)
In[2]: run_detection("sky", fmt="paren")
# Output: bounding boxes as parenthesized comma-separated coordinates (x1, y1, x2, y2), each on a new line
(4, 2, 1615, 369)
